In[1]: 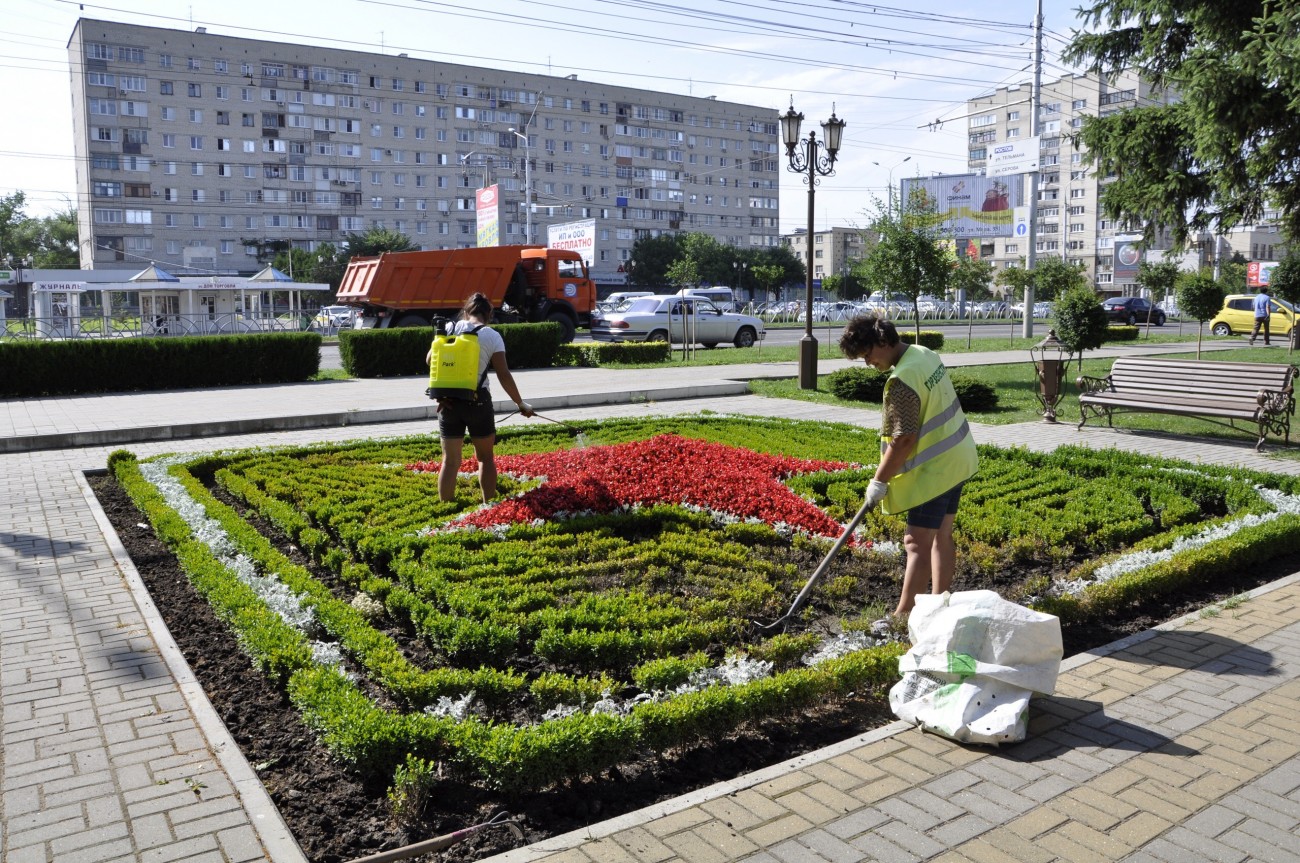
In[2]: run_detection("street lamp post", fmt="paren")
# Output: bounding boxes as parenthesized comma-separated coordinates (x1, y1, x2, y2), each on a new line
(508, 127, 531, 245)
(781, 101, 846, 390)
(733, 260, 748, 304)
(872, 157, 912, 219)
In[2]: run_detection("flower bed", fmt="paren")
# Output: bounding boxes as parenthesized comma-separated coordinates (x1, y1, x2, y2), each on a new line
(109, 415, 1300, 796)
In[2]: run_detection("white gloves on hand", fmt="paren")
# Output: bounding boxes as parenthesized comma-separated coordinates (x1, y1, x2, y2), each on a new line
(519, 401, 536, 417)
(865, 479, 889, 508)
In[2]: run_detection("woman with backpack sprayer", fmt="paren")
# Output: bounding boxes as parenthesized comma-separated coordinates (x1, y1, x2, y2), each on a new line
(426, 293, 535, 502)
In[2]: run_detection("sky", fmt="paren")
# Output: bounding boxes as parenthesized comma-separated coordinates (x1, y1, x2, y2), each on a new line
(1, 0, 1090, 235)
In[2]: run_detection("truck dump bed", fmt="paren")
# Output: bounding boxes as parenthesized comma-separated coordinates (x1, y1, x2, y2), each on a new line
(336, 246, 543, 308)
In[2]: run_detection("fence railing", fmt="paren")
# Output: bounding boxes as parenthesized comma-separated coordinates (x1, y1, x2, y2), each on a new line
(0, 312, 325, 341)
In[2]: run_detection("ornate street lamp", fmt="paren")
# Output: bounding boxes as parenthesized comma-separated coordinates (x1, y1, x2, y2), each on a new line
(733, 260, 748, 304)
(1030, 329, 1068, 423)
(781, 100, 846, 389)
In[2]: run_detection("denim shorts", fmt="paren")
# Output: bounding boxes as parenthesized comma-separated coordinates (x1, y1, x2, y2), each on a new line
(906, 482, 964, 530)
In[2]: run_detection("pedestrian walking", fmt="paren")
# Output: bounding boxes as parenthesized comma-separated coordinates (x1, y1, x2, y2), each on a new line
(1250, 286, 1273, 346)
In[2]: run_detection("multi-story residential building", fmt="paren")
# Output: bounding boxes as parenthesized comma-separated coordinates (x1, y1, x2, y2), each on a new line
(964, 70, 1176, 294)
(780, 227, 866, 289)
(68, 19, 781, 283)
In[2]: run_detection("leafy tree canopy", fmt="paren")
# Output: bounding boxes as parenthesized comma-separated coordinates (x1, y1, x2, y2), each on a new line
(1137, 260, 1182, 303)
(344, 227, 418, 258)
(858, 190, 952, 341)
(951, 255, 995, 302)
(627, 234, 685, 288)
(1063, 1, 1300, 246)
(1052, 286, 1109, 364)
(1030, 257, 1089, 302)
(1, 192, 79, 268)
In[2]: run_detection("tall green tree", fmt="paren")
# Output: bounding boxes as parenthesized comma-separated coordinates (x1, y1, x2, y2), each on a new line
(950, 255, 995, 303)
(1177, 270, 1226, 358)
(1030, 257, 1089, 302)
(1052, 287, 1109, 371)
(749, 263, 784, 303)
(858, 190, 951, 343)
(0, 193, 78, 268)
(343, 227, 418, 258)
(1268, 254, 1300, 352)
(1137, 260, 1182, 309)
(1063, 1, 1300, 244)
(628, 234, 685, 288)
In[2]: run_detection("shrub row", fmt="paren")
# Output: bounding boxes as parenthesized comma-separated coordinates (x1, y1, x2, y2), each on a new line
(338, 321, 563, 377)
(555, 340, 673, 367)
(0, 332, 320, 397)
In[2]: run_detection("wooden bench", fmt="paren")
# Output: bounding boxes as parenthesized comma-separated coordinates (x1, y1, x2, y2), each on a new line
(1076, 357, 1297, 451)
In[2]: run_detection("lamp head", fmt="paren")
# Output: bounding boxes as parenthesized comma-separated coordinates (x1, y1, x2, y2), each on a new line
(822, 108, 846, 160)
(779, 101, 804, 157)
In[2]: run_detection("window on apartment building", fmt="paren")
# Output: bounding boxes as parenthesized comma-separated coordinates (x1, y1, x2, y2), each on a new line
(187, 83, 201, 97)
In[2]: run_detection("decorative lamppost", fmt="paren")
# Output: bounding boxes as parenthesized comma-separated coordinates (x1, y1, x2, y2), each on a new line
(508, 127, 531, 244)
(872, 156, 911, 219)
(1030, 329, 1068, 423)
(781, 100, 846, 390)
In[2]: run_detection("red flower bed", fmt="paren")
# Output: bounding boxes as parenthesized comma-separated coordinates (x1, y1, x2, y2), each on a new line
(408, 434, 858, 539)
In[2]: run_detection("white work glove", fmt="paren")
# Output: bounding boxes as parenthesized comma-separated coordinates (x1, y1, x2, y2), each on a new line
(864, 479, 889, 508)
(518, 401, 536, 417)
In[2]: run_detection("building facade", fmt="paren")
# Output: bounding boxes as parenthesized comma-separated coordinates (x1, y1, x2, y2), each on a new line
(964, 70, 1176, 294)
(68, 19, 781, 282)
(780, 227, 866, 289)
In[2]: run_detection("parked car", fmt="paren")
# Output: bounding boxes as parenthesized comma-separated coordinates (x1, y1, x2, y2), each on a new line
(1209, 294, 1296, 338)
(314, 305, 359, 328)
(590, 295, 766, 348)
(1102, 296, 1165, 326)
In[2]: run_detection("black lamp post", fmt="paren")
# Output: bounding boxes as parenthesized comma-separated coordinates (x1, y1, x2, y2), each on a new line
(733, 260, 748, 304)
(781, 101, 846, 390)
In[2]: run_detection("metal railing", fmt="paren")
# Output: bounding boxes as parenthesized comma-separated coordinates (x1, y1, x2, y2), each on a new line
(0, 312, 324, 341)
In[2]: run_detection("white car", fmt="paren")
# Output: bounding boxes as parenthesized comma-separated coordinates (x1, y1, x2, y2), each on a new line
(315, 305, 359, 328)
(591, 295, 766, 348)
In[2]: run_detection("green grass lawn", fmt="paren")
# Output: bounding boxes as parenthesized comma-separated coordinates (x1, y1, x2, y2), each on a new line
(749, 345, 1300, 456)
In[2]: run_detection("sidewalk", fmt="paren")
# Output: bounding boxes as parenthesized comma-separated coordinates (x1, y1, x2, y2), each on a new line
(1, 347, 1297, 863)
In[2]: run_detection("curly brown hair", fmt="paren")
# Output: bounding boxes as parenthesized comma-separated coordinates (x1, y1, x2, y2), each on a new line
(839, 313, 899, 359)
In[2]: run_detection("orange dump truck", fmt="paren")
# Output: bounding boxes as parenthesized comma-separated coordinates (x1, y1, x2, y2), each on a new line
(335, 245, 596, 341)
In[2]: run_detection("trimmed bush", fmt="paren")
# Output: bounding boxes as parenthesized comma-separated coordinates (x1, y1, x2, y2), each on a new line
(0, 332, 320, 397)
(899, 330, 945, 349)
(556, 341, 673, 367)
(825, 366, 887, 402)
(951, 375, 999, 412)
(339, 322, 561, 378)
(1102, 325, 1140, 342)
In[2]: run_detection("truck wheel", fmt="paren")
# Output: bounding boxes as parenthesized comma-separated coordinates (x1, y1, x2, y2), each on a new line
(733, 326, 757, 348)
(546, 312, 577, 343)
(393, 313, 429, 327)
(647, 329, 669, 344)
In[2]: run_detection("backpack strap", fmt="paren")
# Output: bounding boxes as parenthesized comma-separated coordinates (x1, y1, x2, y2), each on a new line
(464, 324, 490, 393)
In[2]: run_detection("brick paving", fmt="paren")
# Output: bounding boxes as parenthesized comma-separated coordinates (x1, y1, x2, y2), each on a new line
(1, 349, 1297, 863)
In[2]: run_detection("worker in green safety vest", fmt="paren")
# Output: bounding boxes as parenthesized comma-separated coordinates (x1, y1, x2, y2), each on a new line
(840, 314, 979, 625)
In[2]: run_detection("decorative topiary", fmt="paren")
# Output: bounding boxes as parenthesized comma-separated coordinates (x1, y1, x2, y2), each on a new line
(950, 374, 999, 412)
(826, 366, 888, 401)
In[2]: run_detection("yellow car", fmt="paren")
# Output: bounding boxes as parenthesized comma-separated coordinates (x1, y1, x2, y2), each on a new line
(1208, 294, 1296, 338)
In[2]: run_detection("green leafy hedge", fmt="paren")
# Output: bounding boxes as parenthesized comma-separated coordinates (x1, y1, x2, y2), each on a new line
(555, 341, 673, 367)
(899, 330, 945, 349)
(1102, 326, 1140, 342)
(0, 332, 320, 397)
(339, 322, 562, 377)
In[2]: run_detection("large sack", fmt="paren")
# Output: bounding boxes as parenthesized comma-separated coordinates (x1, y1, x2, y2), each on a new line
(888, 590, 1062, 745)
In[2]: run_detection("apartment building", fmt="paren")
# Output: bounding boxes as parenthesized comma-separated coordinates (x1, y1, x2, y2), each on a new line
(68, 19, 781, 283)
(964, 70, 1175, 293)
(780, 227, 866, 287)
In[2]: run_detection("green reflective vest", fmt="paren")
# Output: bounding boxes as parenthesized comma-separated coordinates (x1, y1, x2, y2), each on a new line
(880, 345, 979, 515)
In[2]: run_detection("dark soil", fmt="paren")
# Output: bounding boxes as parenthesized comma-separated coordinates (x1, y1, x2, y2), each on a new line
(89, 473, 1299, 863)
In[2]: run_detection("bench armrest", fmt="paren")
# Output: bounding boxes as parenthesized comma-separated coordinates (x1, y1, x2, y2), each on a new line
(1257, 387, 1296, 416)
(1077, 374, 1111, 395)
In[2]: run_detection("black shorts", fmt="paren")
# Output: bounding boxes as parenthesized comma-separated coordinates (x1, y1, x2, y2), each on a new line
(438, 389, 495, 439)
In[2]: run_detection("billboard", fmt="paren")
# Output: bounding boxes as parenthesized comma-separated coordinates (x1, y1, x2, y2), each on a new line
(475, 185, 500, 248)
(988, 136, 1040, 177)
(899, 173, 1023, 238)
(1113, 235, 1143, 282)
(1248, 261, 1279, 288)
(547, 219, 596, 268)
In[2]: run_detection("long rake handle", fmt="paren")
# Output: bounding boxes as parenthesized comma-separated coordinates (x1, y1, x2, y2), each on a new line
(759, 494, 875, 630)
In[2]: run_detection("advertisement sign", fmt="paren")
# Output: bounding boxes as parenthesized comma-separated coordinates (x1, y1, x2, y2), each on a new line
(988, 136, 1040, 177)
(1247, 261, 1279, 288)
(475, 184, 500, 248)
(1113, 235, 1143, 282)
(34, 281, 88, 292)
(546, 219, 597, 268)
(899, 174, 1023, 238)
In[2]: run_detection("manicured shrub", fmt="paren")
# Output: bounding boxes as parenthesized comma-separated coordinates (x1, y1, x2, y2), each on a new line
(339, 322, 561, 378)
(899, 330, 945, 349)
(1102, 325, 1140, 342)
(555, 340, 672, 367)
(950, 375, 999, 412)
(826, 366, 887, 401)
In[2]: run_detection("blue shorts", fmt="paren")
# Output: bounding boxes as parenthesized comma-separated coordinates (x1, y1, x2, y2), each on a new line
(906, 482, 964, 530)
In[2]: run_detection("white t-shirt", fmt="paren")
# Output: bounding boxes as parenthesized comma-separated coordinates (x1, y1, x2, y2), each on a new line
(448, 320, 506, 382)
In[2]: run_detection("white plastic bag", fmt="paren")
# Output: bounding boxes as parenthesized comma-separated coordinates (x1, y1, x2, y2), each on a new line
(888, 590, 1062, 745)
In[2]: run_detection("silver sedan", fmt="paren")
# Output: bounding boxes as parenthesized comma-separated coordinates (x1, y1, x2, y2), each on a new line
(590, 295, 766, 348)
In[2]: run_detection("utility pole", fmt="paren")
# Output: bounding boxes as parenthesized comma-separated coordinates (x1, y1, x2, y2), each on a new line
(508, 129, 531, 244)
(1023, 0, 1044, 339)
